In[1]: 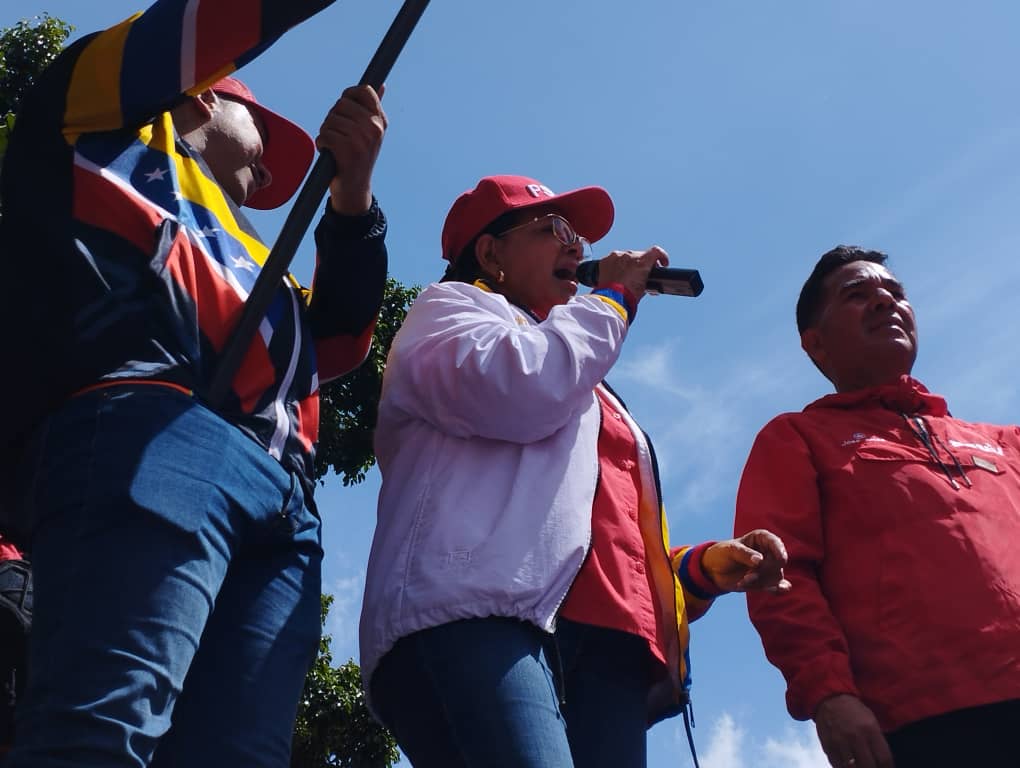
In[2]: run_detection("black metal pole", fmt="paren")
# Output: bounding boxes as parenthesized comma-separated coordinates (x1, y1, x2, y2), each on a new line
(208, 0, 431, 407)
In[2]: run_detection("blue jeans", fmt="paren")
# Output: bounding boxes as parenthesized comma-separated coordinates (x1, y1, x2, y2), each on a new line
(555, 619, 650, 767)
(370, 617, 650, 768)
(5, 385, 322, 767)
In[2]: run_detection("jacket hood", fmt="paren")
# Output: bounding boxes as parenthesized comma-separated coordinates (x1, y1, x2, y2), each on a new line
(805, 375, 948, 417)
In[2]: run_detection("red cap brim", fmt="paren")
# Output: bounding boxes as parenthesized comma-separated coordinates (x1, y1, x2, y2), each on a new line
(241, 100, 316, 210)
(211, 78, 316, 210)
(537, 186, 614, 245)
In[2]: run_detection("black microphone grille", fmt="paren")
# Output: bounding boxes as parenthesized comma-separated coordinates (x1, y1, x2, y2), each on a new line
(575, 260, 600, 287)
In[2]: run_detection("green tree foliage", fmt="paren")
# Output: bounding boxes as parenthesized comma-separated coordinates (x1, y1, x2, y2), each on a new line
(292, 595, 399, 768)
(315, 278, 421, 485)
(0, 14, 73, 171)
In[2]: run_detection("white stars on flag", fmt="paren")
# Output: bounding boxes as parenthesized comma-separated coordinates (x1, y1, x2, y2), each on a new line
(231, 255, 255, 273)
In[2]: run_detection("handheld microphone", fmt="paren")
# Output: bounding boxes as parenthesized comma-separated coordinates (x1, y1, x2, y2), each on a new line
(575, 260, 705, 298)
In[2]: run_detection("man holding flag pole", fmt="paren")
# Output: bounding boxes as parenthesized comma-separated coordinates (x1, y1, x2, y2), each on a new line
(0, 0, 425, 764)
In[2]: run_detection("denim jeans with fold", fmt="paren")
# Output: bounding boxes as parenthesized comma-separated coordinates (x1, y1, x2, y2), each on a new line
(370, 617, 650, 768)
(5, 385, 323, 768)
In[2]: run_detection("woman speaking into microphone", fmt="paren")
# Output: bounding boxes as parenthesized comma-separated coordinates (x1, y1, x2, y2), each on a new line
(359, 174, 789, 768)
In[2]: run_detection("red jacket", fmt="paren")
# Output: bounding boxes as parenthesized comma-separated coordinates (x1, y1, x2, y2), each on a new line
(735, 376, 1020, 732)
(560, 389, 718, 671)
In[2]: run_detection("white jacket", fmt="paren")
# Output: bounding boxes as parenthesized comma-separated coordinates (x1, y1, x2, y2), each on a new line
(359, 280, 630, 688)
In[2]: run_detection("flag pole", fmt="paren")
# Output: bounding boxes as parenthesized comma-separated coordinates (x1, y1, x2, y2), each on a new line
(208, 0, 431, 407)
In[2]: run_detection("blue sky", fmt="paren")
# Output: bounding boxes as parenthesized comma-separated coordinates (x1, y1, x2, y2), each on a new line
(6, 1, 1020, 765)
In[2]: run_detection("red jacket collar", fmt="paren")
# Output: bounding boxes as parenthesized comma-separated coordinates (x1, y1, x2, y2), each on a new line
(805, 375, 948, 417)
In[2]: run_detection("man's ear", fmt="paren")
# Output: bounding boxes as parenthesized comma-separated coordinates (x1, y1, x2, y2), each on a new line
(171, 89, 218, 136)
(800, 328, 826, 369)
(474, 234, 503, 282)
(192, 88, 219, 122)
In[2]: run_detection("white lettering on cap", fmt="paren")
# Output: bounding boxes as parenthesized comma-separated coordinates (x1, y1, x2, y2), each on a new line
(525, 183, 555, 198)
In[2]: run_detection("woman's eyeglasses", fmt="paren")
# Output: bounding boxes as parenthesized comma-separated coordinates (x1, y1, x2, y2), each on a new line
(494, 214, 587, 249)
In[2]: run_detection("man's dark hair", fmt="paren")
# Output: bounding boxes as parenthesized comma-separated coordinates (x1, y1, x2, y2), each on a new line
(795, 245, 888, 333)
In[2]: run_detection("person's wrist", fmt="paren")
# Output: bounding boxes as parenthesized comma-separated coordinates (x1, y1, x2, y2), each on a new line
(329, 188, 373, 216)
(678, 541, 727, 599)
(319, 196, 384, 240)
(595, 281, 638, 319)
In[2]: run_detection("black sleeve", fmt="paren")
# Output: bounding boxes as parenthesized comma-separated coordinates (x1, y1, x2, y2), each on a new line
(307, 197, 388, 339)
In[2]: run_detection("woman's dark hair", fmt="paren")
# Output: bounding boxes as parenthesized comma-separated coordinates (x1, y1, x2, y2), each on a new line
(440, 210, 529, 284)
(795, 245, 888, 333)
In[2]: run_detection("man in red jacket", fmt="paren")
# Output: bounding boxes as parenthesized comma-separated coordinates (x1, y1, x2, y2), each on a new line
(735, 245, 1020, 768)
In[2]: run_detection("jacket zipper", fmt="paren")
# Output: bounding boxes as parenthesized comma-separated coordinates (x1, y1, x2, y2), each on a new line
(545, 392, 600, 632)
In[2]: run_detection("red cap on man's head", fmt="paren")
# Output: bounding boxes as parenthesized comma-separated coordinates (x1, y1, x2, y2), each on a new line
(210, 77, 316, 210)
(441, 175, 615, 262)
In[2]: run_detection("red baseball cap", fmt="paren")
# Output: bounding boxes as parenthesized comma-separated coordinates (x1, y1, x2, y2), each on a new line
(441, 175, 615, 262)
(211, 77, 316, 210)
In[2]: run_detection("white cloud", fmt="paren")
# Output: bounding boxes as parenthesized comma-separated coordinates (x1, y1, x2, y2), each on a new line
(613, 344, 706, 400)
(694, 713, 829, 768)
(611, 337, 814, 513)
(762, 729, 830, 768)
(699, 712, 745, 768)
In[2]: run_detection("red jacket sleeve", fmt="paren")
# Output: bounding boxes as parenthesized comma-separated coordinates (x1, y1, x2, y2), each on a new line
(734, 415, 860, 720)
